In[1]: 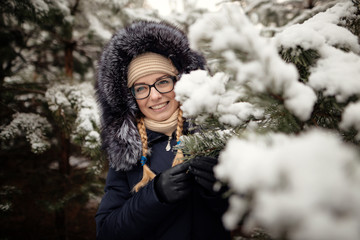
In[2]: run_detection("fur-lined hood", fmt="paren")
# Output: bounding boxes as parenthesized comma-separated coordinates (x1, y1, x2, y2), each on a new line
(95, 20, 206, 171)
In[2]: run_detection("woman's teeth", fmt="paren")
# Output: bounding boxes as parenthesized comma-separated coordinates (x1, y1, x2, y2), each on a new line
(151, 102, 167, 110)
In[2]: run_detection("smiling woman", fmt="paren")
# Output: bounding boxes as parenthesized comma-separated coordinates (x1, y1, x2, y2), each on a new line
(133, 72, 179, 122)
(127, 52, 180, 121)
(94, 20, 231, 240)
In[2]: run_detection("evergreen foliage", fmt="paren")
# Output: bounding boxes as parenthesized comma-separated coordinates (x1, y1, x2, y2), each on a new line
(176, 1, 360, 239)
(0, 0, 162, 238)
(1, 0, 359, 239)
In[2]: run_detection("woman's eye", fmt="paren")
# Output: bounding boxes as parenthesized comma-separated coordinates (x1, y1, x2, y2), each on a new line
(135, 86, 148, 93)
(157, 79, 170, 85)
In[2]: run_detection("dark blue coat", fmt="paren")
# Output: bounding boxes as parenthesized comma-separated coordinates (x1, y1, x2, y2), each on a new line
(95, 129, 231, 240)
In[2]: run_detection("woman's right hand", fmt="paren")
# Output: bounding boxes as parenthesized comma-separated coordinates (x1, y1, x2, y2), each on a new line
(154, 161, 192, 203)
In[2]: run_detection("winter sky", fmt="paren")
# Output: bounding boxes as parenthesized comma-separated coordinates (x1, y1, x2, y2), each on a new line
(145, 0, 222, 15)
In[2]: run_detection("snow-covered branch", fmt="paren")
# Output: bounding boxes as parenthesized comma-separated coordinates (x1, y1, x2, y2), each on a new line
(45, 82, 101, 153)
(216, 129, 360, 240)
(0, 113, 52, 154)
(176, 1, 360, 239)
(187, 3, 316, 122)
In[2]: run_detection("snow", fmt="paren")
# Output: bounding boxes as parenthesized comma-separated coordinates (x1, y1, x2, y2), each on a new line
(4, 65, 36, 84)
(182, 2, 360, 239)
(0, 113, 52, 154)
(283, 80, 318, 120)
(183, 0, 359, 130)
(272, 0, 360, 143)
(30, 0, 49, 13)
(275, 1, 359, 52)
(175, 70, 264, 126)
(84, 131, 101, 149)
(49, 155, 91, 170)
(52, 0, 71, 16)
(3, 0, 360, 236)
(46, 85, 72, 112)
(340, 101, 360, 140)
(309, 47, 360, 102)
(222, 195, 248, 230)
(87, 14, 113, 40)
(187, 3, 316, 121)
(180, 8, 360, 239)
(215, 129, 360, 239)
(175, 71, 227, 116)
(123, 7, 160, 22)
(275, 1, 360, 103)
(45, 82, 101, 151)
(276, 2, 360, 101)
(275, 24, 325, 50)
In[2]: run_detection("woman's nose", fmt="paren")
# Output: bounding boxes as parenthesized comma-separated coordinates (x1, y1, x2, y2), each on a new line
(149, 87, 162, 100)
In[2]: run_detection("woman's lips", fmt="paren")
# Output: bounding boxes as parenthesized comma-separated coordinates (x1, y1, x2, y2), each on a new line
(150, 102, 168, 110)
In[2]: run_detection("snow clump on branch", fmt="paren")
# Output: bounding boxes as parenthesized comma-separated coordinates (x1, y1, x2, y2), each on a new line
(175, 70, 264, 126)
(275, 1, 360, 137)
(0, 113, 52, 154)
(45, 82, 100, 151)
(187, 3, 316, 121)
(215, 129, 360, 240)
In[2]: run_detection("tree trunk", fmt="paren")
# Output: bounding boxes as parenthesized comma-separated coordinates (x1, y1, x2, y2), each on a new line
(55, 209, 68, 240)
(307, 0, 314, 9)
(55, 132, 71, 239)
(59, 132, 71, 175)
(64, 42, 75, 79)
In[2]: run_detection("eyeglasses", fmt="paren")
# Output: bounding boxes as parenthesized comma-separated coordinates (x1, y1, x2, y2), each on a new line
(130, 75, 178, 100)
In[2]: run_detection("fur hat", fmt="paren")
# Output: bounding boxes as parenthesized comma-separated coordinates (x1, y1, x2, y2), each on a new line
(95, 20, 206, 171)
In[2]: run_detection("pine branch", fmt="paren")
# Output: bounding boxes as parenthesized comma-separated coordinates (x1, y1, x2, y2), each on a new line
(0, 112, 52, 154)
(2, 86, 46, 95)
(178, 126, 235, 160)
(345, 1, 360, 39)
(279, 46, 320, 83)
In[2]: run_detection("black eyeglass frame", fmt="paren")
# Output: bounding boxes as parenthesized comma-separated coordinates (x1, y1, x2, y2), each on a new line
(130, 75, 179, 100)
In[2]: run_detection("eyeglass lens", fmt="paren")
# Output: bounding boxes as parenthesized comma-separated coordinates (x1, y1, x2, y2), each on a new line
(132, 76, 175, 99)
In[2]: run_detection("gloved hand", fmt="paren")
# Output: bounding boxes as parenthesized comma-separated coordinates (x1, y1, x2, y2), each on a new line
(189, 156, 219, 194)
(154, 161, 192, 203)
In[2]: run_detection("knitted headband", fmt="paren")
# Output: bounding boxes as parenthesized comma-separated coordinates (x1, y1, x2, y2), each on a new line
(127, 52, 178, 87)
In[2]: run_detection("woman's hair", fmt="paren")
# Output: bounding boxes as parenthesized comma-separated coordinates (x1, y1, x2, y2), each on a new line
(132, 109, 184, 192)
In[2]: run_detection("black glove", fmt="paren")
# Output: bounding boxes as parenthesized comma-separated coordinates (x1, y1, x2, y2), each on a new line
(189, 156, 219, 193)
(154, 161, 192, 203)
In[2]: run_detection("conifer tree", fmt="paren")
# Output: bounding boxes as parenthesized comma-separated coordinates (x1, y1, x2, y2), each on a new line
(175, 1, 360, 239)
(0, 0, 160, 238)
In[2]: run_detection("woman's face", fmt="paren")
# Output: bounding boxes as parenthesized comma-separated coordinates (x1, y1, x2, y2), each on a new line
(134, 73, 179, 121)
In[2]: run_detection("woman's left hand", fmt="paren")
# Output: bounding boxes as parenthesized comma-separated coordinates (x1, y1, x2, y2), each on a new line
(189, 156, 219, 193)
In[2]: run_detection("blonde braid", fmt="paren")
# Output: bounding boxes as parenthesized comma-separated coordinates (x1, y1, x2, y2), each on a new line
(172, 109, 184, 166)
(133, 117, 156, 192)
(132, 109, 185, 192)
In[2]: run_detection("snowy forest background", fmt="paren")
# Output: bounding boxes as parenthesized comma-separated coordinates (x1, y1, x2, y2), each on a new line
(1, 0, 359, 239)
